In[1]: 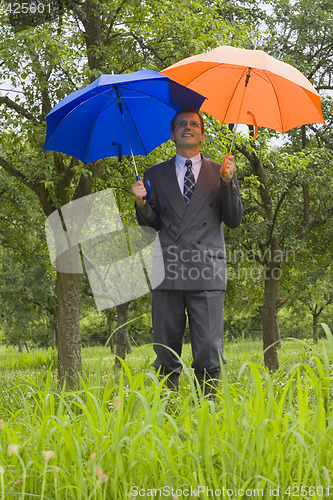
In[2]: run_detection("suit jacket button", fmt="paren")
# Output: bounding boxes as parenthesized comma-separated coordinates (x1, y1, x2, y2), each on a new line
(197, 240, 201, 244)
(202, 222, 207, 226)
(175, 239, 179, 245)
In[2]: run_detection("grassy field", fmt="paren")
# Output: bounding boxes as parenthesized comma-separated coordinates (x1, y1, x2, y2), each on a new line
(0, 326, 333, 499)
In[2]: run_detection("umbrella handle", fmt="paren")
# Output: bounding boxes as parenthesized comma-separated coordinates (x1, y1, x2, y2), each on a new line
(136, 175, 151, 200)
(222, 151, 232, 177)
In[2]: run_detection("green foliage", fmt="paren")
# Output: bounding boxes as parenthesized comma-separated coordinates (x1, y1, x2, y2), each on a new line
(0, 172, 56, 347)
(264, 0, 333, 82)
(0, 348, 57, 370)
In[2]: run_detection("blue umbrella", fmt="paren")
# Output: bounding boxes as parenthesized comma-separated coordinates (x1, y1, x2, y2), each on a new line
(44, 69, 206, 198)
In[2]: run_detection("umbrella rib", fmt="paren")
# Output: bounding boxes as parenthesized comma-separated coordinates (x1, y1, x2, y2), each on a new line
(84, 93, 115, 163)
(178, 64, 246, 120)
(45, 90, 117, 156)
(264, 71, 284, 133)
(104, 81, 180, 112)
(84, 80, 183, 131)
(90, 81, 174, 158)
(115, 87, 148, 157)
(182, 64, 250, 123)
(112, 79, 189, 155)
(221, 67, 250, 123)
(185, 64, 281, 132)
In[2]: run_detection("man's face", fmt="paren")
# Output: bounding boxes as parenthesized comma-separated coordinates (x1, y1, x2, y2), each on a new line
(170, 112, 205, 152)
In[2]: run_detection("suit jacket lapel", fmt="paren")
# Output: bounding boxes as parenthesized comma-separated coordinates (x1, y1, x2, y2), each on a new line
(176, 156, 220, 238)
(157, 157, 187, 220)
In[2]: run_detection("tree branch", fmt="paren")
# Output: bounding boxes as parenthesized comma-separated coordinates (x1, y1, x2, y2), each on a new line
(238, 144, 274, 220)
(0, 95, 41, 124)
(32, 299, 55, 316)
(129, 32, 169, 64)
(73, 160, 103, 200)
(302, 182, 310, 223)
(307, 205, 333, 229)
(0, 155, 35, 188)
(308, 124, 333, 151)
(104, 0, 127, 44)
(0, 155, 55, 216)
(267, 175, 298, 245)
(298, 204, 333, 236)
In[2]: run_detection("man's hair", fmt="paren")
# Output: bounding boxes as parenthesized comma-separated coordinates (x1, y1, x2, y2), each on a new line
(171, 107, 205, 134)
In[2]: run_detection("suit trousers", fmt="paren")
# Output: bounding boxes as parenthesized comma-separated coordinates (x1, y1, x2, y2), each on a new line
(152, 289, 226, 377)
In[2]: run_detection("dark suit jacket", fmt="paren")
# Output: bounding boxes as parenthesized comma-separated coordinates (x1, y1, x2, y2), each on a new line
(136, 155, 244, 290)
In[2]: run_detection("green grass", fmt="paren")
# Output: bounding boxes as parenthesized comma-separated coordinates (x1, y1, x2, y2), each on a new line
(0, 327, 333, 499)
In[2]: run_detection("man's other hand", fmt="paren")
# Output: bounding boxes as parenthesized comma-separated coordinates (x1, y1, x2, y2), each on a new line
(220, 154, 235, 184)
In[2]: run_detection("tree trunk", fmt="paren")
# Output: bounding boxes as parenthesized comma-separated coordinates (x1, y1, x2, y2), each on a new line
(51, 324, 57, 350)
(262, 262, 280, 372)
(107, 311, 115, 354)
(125, 331, 132, 354)
(114, 301, 131, 366)
(242, 149, 282, 370)
(274, 313, 282, 349)
(56, 271, 82, 387)
(75, 0, 104, 75)
(313, 312, 319, 344)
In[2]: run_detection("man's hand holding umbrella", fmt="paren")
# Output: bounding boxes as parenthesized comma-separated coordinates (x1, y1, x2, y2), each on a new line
(220, 153, 235, 184)
(132, 179, 147, 210)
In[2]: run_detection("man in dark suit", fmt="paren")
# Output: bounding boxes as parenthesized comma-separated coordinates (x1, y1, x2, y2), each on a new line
(132, 108, 243, 395)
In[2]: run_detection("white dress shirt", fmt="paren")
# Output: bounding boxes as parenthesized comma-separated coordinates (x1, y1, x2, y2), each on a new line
(175, 153, 202, 193)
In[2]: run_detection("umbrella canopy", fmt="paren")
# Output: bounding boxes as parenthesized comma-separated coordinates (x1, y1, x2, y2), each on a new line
(162, 45, 325, 134)
(44, 69, 206, 164)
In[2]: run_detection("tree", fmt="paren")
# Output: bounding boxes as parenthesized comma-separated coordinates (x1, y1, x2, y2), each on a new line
(281, 222, 333, 344)
(0, 172, 56, 349)
(220, 0, 333, 370)
(221, 124, 332, 371)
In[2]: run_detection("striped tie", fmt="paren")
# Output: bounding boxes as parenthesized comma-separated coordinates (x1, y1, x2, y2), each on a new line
(183, 159, 195, 205)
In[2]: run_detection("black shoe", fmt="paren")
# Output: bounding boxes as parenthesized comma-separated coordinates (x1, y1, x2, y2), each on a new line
(158, 371, 180, 391)
(194, 370, 219, 399)
(166, 372, 180, 391)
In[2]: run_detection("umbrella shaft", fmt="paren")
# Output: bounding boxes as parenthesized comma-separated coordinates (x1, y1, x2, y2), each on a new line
(130, 151, 139, 177)
(116, 88, 139, 177)
(121, 110, 139, 176)
(229, 67, 252, 153)
(123, 117, 139, 176)
(230, 127, 237, 152)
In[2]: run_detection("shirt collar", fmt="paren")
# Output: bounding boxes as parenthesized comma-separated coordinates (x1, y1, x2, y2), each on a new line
(175, 153, 202, 171)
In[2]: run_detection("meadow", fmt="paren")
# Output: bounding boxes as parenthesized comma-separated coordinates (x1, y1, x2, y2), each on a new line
(0, 325, 332, 499)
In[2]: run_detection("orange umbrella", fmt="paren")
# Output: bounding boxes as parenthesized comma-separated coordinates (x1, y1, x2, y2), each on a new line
(162, 45, 325, 172)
